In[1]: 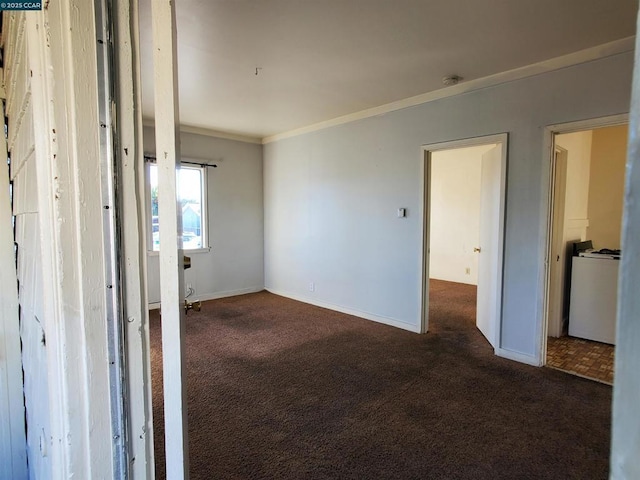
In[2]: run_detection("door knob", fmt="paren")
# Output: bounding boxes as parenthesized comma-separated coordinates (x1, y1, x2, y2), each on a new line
(474, 247, 481, 253)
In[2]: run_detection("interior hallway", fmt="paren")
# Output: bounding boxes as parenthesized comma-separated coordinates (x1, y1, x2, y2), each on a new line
(150, 281, 611, 479)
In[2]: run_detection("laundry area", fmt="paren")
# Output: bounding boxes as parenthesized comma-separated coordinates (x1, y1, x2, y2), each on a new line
(569, 242, 619, 345)
(545, 124, 627, 384)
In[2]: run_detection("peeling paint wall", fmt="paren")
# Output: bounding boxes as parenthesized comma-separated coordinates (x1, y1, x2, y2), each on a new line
(3, 2, 120, 476)
(3, 11, 51, 479)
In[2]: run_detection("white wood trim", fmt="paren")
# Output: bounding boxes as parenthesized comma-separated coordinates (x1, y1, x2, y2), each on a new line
(420, 134, 508, 349)
(418, 149, 430, 334)
(199, 165, 209, 250)
(143, 118, 262, 145)
(54, 1, 114, 472)
(190, 286, 264, 303)
(151, 0, 189, 478)
(0, 102, 28, 480)
(148, 286, 265, 310)
(25, 2, 115, 476)
(421, 134, 508, 153)
(26, 10, 79, 478)
(546, 114, 629, 136)
(180, 123, 262, 145)
(545, 147, 568, 339)
(265, 288, 421, 333)
(147, 247, 211, 257)
(538, 114, 629, 367)
(262, 37, 635, 144)
(146, 161, 211, 253)
(113, 0, 156, 477)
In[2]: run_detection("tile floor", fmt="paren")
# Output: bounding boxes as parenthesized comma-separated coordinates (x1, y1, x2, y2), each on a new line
(546, 336, 614, 385)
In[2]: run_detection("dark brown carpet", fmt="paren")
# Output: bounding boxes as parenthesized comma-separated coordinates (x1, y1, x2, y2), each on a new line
(150, 280, 611, 479)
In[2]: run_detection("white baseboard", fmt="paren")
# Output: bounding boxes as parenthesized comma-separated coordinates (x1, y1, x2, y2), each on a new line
(191, 286, 264, 303)
(265, 288, 421, 333)
(495, 347, 541, 367)
(148, 286, 264, 310)
(150, 288, 541, 369)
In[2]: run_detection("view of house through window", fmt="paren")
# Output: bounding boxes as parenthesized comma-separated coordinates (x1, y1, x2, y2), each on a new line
(149, 163, 206, 251)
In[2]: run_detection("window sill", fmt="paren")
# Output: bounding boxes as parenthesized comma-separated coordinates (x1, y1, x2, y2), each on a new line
(147, 247, 211, 257)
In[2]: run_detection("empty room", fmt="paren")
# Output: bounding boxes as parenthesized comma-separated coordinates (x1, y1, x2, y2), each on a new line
(1, 1, 640, 480)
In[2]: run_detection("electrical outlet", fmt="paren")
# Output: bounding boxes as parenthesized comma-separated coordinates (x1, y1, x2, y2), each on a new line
(309, 282, 315, 292)
(465, 268, 471, 275)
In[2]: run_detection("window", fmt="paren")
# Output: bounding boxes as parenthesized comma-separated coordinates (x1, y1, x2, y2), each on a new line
(148, 162, 207, 251)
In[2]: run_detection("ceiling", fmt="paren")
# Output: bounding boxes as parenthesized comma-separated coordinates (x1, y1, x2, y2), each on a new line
(138, 0, 638, 140)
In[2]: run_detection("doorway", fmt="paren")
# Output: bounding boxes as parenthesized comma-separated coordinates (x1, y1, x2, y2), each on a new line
(543, 116, 628, 384)
(421, 134, 507, 351)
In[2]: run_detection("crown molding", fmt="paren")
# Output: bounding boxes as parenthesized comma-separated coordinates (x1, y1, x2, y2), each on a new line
(142, 118, 262, 145)
(262, 36, 635, 144)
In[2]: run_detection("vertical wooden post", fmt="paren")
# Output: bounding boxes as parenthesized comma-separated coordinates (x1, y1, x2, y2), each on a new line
(610, 13, 640, 478)
(113, 0, 156, 477)
(27, 1, 116, 475)
(151, 1, 189, 478)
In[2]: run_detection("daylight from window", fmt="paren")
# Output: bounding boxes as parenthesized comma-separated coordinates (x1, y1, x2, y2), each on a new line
(150, 164, 205, 251)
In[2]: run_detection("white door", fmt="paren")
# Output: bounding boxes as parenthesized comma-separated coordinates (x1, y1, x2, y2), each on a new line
(476, 145, 503, 348)
(547, 148, 568, 337)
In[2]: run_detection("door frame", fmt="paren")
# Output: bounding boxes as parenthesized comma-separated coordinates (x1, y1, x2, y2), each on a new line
(420, 133, 508, 351)
(539, 113, 628, 365)
(546, 145, 569, 339)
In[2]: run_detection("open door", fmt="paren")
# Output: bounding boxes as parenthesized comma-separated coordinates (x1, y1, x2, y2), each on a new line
(421, 134, 507, 343)
(476, 144, 503, 348)
(420, 152, 432, 333)
(547, 147, 568, 338)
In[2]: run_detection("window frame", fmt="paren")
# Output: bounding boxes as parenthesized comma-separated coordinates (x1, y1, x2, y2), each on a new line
(145, 158, 210, 254)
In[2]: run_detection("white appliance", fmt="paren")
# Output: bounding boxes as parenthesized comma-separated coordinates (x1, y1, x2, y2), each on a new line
(568, 255, 618, 345)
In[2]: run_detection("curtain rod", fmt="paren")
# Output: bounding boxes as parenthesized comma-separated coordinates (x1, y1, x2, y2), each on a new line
(143, 154, 218, 168)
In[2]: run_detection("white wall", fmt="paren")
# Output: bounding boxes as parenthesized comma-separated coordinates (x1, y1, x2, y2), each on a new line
(144, 127, 264, 304)
(555, 125, 628, 251)
(429, 145, 492, 285)
(587, 124, 628, 249)
(555, 130, 592, 269)
(556, 131, 592, 234)
(264, 51, 633, 359)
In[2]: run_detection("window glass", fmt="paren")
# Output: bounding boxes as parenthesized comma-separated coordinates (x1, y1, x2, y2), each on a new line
(149, 163, 205, 251)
